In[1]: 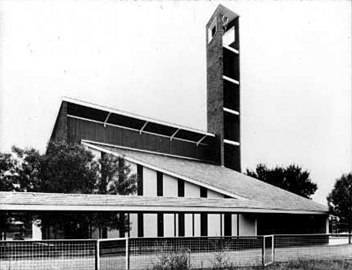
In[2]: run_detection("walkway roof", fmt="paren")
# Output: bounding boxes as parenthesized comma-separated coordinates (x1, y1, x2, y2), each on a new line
(0, 192, 326, 215)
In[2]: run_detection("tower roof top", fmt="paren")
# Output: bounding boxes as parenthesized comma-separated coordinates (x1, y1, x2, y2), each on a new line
(206, 4, 239, 28)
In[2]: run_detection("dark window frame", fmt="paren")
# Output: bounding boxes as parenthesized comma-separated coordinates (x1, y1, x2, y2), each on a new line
(138, 213, 144, 237)
(157, 172, 163, 196)
(178, 179, 185, 197)
(200, 187, 207, 198)
(157, 213, 164, 237)
(137, 165, 143, 196)
(178, 213, 185, 237)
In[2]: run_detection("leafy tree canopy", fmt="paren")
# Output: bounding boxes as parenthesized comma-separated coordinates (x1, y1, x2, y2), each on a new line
(327, 173, 352, 232)
(246, 163, 317, 199)
(0, 141, 138, 238)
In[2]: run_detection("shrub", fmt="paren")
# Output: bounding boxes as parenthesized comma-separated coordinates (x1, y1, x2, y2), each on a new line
(151, 249, 190, 270)
(209, 248, 235, 270)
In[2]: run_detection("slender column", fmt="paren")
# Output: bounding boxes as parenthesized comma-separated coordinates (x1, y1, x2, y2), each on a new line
(237, 214, 240, 236)
(220, 214, 223, 236)
(192, 214, 195, 237)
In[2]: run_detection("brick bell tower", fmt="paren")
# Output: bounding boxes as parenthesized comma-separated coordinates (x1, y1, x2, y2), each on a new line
(206, 5, 241, 171)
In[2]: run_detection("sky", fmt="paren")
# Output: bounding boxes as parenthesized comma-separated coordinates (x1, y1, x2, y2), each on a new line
(0, 0, 351, 204)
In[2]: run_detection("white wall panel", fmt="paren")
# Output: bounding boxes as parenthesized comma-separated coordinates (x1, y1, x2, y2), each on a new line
(194, 214, 201, 236)
(208, 214, 221, 236)
(144, 214, 157, 237)
(143, 167, 157, 197)
(185, 214, 193, 237)
(163, 174, 178, 197)
(164, 214, 175, 237)
(125, 160, 137, 175)
(207, 190, 223, 198)
(184, 182, 200, 198)
(232, 214, 238, 236)
(130, 213, 138, 238)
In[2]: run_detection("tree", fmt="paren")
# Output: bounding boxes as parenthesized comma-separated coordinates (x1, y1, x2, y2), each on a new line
(0, 152, 17, 191)
(88, 153, 137, 237)
(327, 173, 352, 236)
(0, 141, 138, 239)
(246, 163, 317, 199)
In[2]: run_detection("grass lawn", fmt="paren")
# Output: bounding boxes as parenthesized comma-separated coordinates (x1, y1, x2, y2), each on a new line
(237, 259, 352, 270)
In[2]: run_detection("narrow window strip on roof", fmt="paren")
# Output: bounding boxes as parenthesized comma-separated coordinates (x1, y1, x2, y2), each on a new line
(139, 121, 149, 134)
(196, 135, 208, 146)
(68, 114, 210, 146)
(64, 98, 215, 138)
(170, 128, 180, 141)
(103, 112, 111, 127)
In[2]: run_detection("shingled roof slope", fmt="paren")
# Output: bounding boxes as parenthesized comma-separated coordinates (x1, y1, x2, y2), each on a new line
(83, 142, 327, 214)
(0, 191, 275, 213)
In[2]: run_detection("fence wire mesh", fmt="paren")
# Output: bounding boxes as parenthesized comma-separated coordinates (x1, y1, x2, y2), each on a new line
(98, 238, 126, 270)
(128, 236, 264, 270)
(0, 240, 96, 270)
(1, 234, 352, 270)
(274, 233, 352, 263)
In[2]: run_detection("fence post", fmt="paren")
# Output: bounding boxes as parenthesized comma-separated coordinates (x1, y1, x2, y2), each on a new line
(126, 237, 130, 270)
(272, 235, 275, 263)
(262, 236, 265, 267)
(95, 239, 100, 270)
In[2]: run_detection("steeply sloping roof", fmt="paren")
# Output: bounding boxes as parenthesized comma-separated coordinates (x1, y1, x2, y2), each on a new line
(82, 141, 328, 214)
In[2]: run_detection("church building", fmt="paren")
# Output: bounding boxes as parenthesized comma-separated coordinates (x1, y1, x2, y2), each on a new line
(0, 5, 328, 240)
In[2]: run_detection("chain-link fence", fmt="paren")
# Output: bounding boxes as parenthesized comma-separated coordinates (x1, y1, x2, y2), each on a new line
(274, 233, 352, 263)
(0, 239, 96, 270)
(128, 236, 265, 269)
(97, 238, 126, 270)
(1, 234, 352, 270)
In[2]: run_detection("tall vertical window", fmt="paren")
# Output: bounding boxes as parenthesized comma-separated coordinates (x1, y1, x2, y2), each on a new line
(157, 213, 164, 237)
(200, 187, 207, 198)
(200, 187, 208, 236)
(178, 213, 185, 237)
(178, 179, 185, 197)
(224, 214, 232, 236)
(201, 213, 208, 236)
(157, 172, 163, 196)
(137, 165, 143, 196)
(138, 213, 144, 237)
